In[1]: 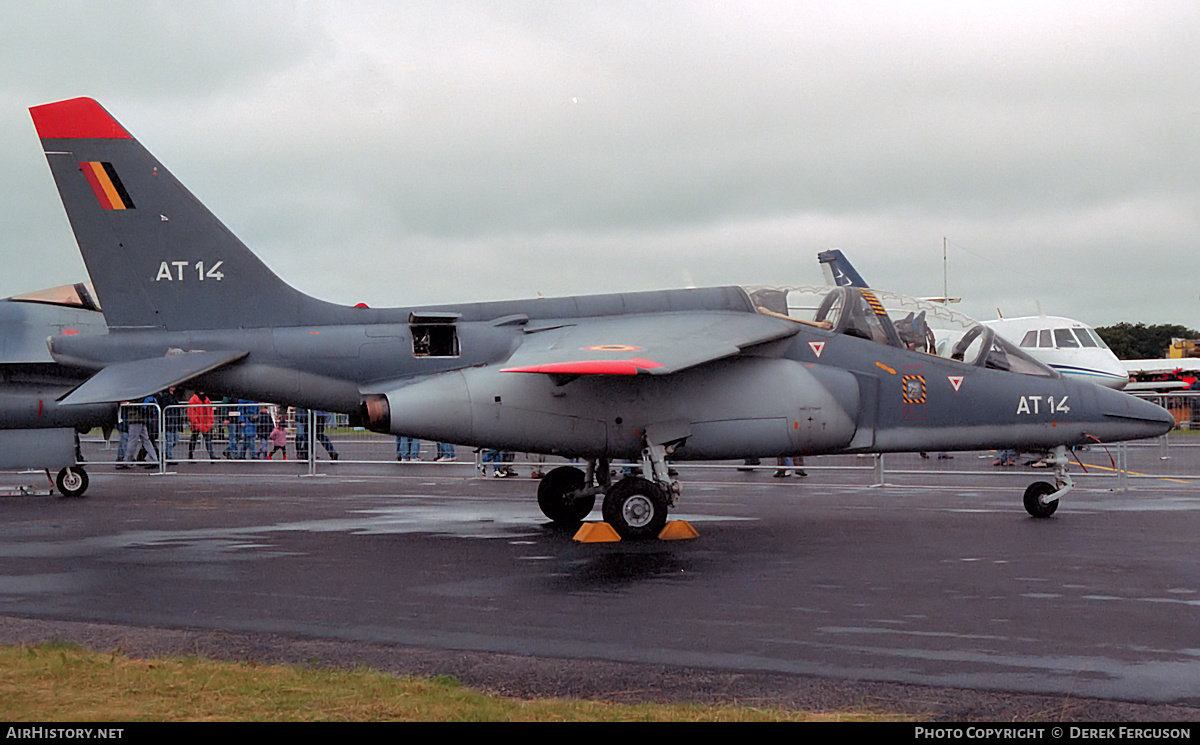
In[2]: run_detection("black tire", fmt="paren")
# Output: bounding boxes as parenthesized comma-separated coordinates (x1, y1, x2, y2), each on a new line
(537, 466, 593, 524)
(55, 466, 89, 498)
(1023, 481, 1058, 518)
(602, 477, 669, 540)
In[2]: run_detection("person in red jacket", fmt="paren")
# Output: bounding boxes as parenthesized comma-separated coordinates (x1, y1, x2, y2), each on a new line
(187, 391, 217, 460)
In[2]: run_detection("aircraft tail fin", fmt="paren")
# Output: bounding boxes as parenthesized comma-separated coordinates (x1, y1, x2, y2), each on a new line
(817, 249, 869, 288)
(30, 97, 331, 331)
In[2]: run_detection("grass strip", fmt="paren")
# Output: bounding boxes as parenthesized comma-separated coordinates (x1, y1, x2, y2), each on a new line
(0, 642, 903, 722)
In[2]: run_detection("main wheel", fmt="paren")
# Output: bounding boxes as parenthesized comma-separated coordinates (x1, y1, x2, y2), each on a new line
(602, 477, 669, 540)
(1023, 481, 1058, 518)
(537, 466, 594, 524)
(55, 466, 89, 498)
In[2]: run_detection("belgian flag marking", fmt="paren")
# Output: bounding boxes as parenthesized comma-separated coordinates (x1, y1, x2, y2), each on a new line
(79, 161, 135, 210)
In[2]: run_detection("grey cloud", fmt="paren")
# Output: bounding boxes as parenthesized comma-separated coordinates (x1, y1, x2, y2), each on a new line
(0, 1, 1196, 328)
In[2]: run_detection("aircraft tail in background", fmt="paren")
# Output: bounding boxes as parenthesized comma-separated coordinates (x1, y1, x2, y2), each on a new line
(817, 249, 868, 288)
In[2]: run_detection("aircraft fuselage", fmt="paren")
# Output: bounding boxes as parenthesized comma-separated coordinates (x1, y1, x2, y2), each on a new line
(47, 297, 1171, 461)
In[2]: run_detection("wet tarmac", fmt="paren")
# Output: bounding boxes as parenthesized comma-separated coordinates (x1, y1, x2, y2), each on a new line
(0, 450, 1198, 712)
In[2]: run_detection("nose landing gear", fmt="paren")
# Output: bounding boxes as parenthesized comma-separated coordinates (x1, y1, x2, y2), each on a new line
(1023, 445, 1072, 518)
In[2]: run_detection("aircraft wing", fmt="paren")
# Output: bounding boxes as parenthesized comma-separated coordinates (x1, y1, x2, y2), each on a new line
(1123, 358, 1200, 376)
(500, 311, 801, 376)
(58, 350, 249, 405)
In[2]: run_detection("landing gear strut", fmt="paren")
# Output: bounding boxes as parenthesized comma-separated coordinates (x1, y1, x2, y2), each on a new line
(1023, 445, 1072, 518)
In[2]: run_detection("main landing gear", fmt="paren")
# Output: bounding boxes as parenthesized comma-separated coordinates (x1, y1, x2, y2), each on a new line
(536, 465, 594, 524)
(535, 439, 682, 540)
(1023, 445, 1072, 518)
(601, 477, 669, 540)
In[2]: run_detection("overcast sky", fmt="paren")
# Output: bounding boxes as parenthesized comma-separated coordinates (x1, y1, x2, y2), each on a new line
(1, 1, 1197, 326)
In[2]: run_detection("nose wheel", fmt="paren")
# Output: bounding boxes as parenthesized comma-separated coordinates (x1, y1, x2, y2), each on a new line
(1023, 481, 1058, 518)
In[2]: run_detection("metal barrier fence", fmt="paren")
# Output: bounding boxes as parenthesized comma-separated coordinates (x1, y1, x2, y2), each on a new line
(1136, 391, 1200, 435)
(70, 393, 1200, 488)
(82, 403, 463, 474)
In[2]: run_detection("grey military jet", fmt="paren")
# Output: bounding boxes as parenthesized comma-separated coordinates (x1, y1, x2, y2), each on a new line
(29, 97, 1174, 536)
(0, 282, 113, 495)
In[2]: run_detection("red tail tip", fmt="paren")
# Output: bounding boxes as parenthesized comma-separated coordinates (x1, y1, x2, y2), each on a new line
(29, 97, 132, 140)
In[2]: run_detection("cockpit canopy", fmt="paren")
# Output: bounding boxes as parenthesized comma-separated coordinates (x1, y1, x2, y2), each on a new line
(744, 285, 1055, 378)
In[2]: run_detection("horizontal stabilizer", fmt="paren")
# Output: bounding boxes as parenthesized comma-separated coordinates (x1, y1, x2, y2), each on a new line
(59, 350, 248, 405)
(501, 311, 800, 376)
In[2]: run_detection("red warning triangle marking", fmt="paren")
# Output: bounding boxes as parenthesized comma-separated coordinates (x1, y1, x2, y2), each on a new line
(948, 375, 964, 392)
(808, 341, 825, 358)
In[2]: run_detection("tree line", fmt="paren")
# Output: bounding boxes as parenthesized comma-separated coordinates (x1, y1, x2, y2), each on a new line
(1094, 323, 1200, 360)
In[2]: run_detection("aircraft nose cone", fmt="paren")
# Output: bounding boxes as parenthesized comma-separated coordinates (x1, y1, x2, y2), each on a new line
(1143, 397, 1178, 433)
(1093, 385, 1175, 441)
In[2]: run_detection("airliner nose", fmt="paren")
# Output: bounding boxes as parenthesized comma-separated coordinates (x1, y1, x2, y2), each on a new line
(1100, 358, 1131, 390)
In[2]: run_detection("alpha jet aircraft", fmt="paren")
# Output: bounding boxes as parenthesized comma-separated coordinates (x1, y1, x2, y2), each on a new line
(0, 282, 113, 495)
(29, 98, 1174, 536)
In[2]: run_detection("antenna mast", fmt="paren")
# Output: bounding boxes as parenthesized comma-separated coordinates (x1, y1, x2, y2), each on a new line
(943, 236, 948, 302)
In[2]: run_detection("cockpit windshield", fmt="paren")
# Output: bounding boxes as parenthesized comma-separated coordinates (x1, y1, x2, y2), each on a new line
(745, 285, 1055, 378)
(9, 283, 101, 311)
